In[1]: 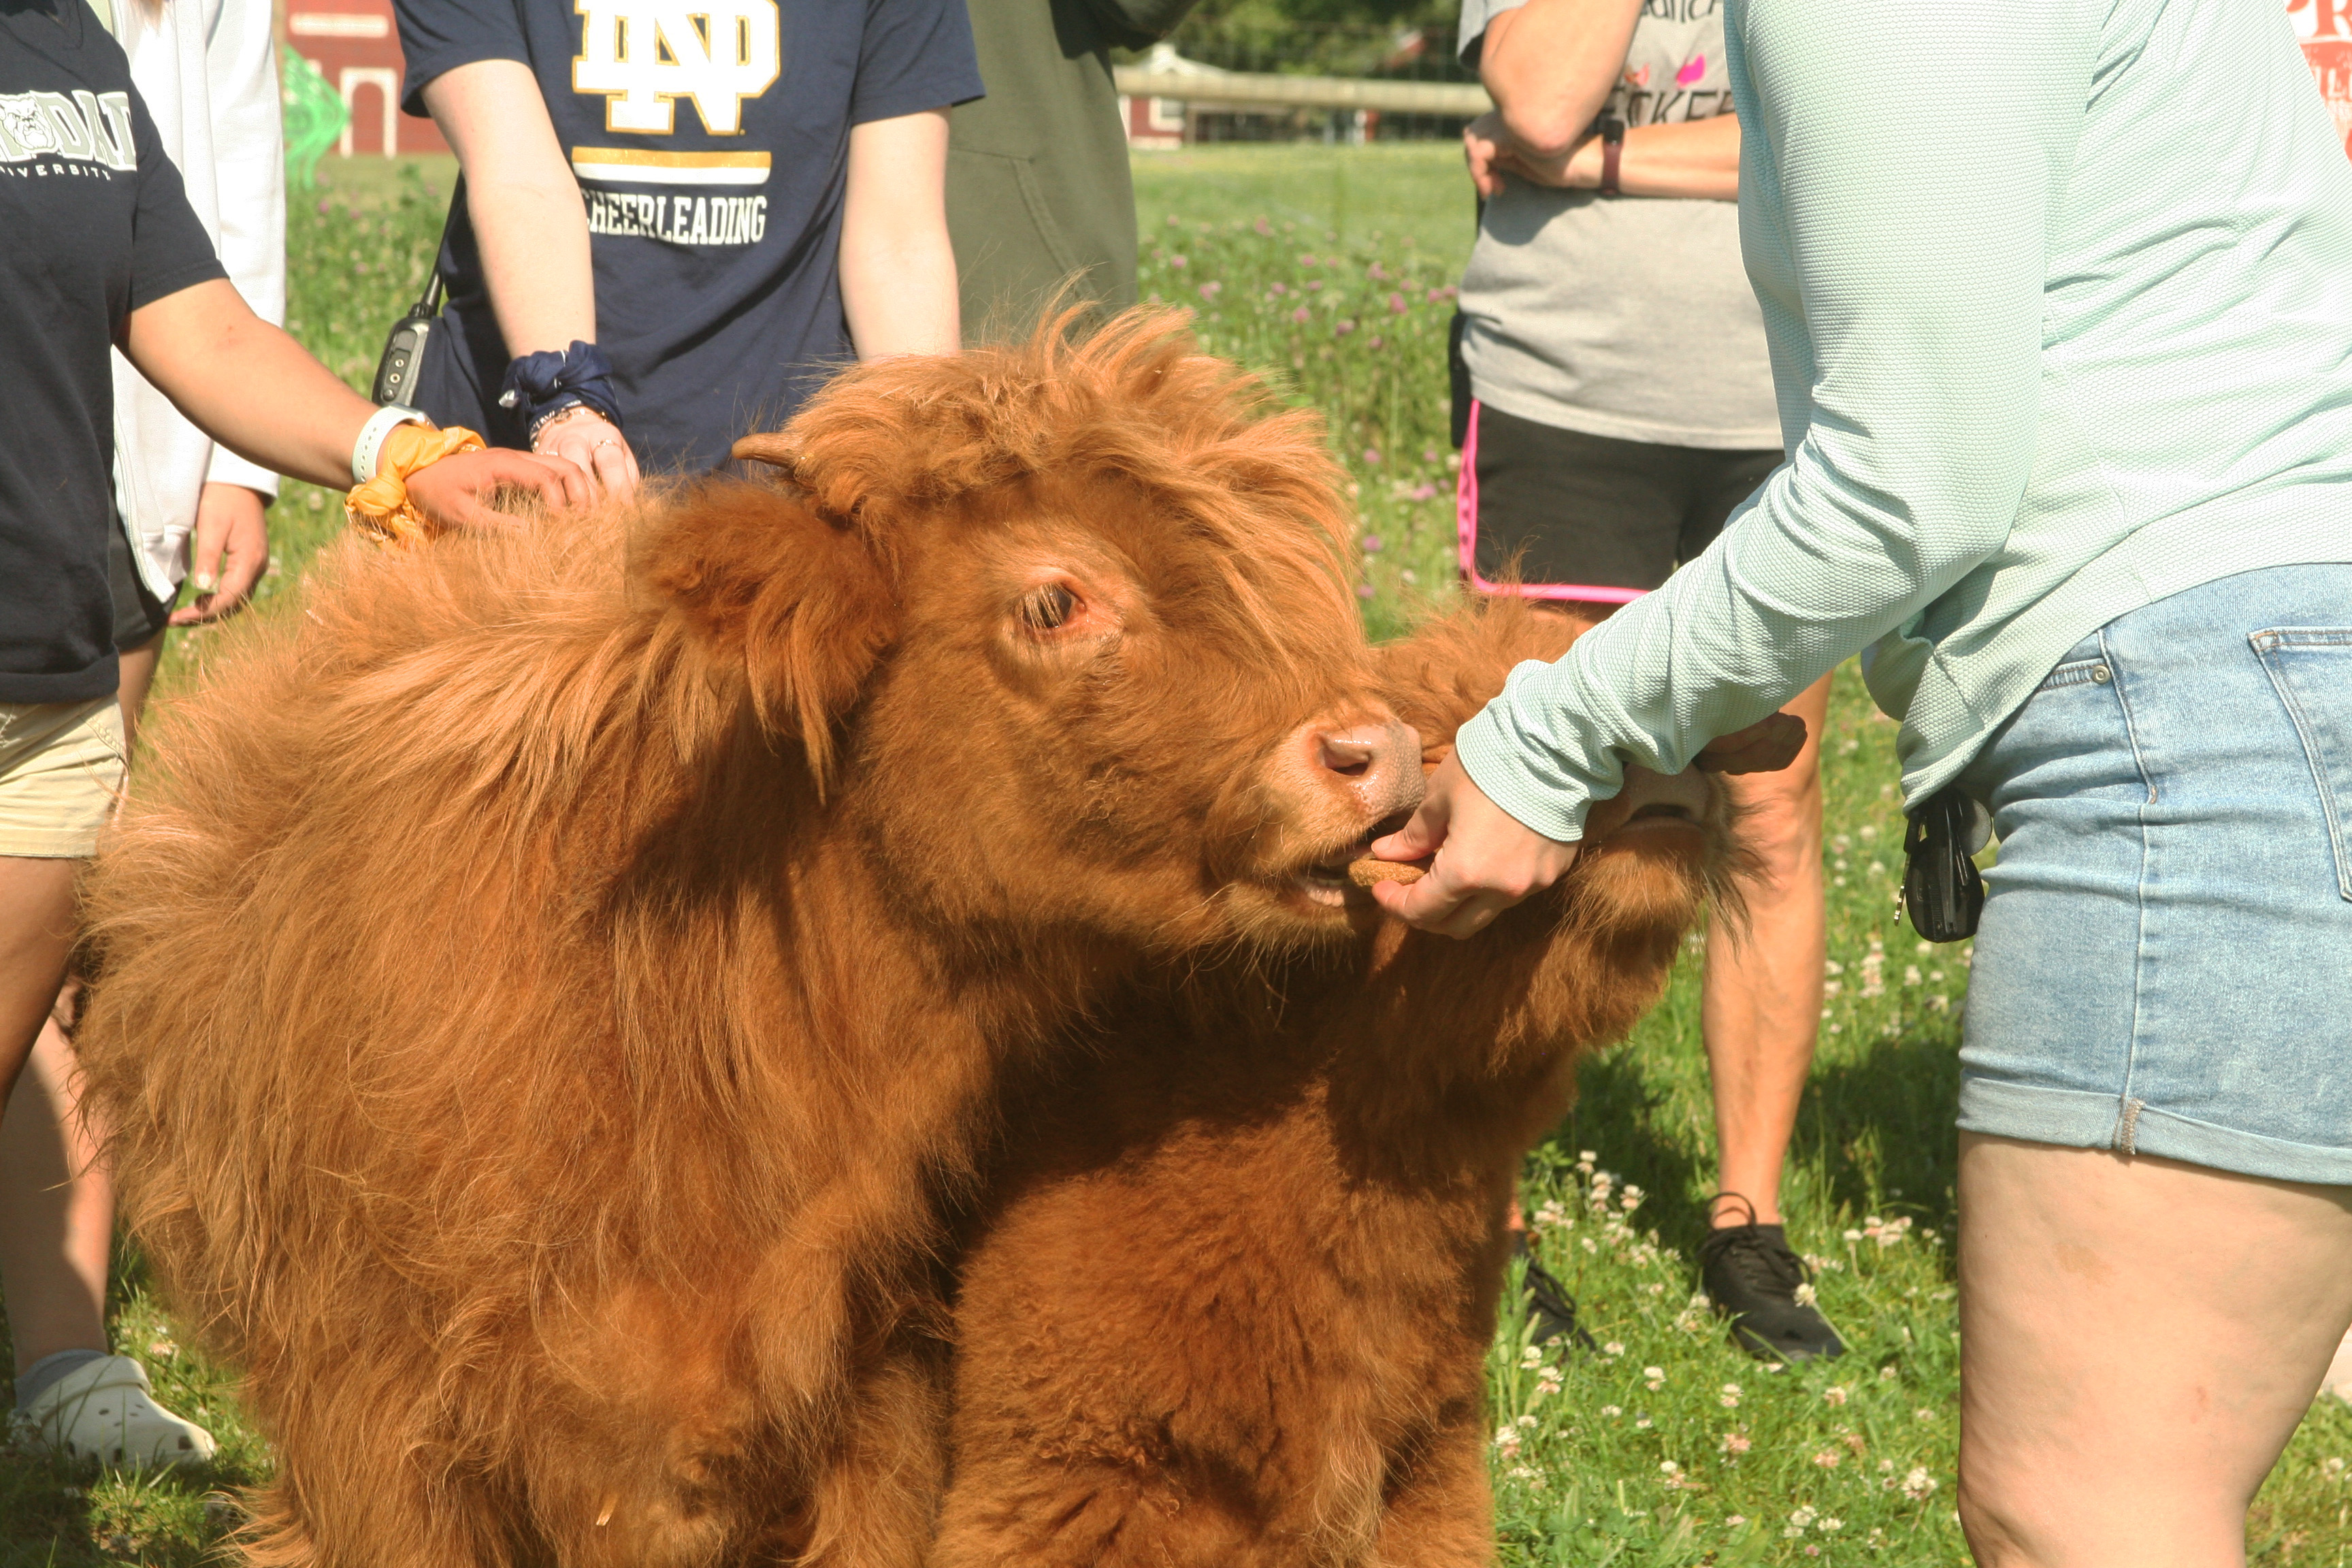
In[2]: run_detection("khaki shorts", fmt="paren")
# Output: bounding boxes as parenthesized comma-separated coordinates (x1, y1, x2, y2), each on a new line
(0, 696, 126, 858)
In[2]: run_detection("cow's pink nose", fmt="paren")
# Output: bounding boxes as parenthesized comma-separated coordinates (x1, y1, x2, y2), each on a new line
(1309, 721, 1424, 821)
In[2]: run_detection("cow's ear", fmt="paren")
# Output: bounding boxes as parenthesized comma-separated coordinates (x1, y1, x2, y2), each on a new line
(638, 478, 896, 783)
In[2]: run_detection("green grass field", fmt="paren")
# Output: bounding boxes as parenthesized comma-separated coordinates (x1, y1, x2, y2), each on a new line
(5, 146, 2351, 1567)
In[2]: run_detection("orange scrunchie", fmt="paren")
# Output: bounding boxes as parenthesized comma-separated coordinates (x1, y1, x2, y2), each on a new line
(344, 423, 487, 546)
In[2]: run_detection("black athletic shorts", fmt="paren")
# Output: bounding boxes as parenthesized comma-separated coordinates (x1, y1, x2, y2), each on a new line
(1457, 399, 1781, 604)
(106, 516, 175, 653)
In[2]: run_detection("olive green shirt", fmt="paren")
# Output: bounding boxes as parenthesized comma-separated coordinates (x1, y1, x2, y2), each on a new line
(949, 0, 1196, 340)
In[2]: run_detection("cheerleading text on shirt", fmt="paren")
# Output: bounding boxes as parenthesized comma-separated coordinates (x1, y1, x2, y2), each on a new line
(583, 186, 768, 246)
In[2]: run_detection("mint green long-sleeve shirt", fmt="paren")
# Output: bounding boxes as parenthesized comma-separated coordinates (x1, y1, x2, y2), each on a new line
(1456, 0, 2352, 841)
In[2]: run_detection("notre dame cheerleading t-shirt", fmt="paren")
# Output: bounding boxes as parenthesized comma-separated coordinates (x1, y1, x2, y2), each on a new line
(0, 0, 225, 704)
(397, 0, 982, 474)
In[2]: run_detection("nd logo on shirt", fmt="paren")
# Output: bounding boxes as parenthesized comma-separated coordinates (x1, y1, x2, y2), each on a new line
(569, 1, 779, 246)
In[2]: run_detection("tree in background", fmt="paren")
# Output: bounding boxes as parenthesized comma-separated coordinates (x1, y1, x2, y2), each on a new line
(1169, 0, 1465, 76)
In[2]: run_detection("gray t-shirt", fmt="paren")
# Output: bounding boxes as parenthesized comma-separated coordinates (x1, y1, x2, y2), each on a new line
(1456, 0, 1778, 449)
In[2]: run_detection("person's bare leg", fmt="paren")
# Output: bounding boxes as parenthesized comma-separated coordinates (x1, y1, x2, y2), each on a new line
(0, 1023, 110, 1373)
(1956, 1133, 2352, 1567)
(0, 633, 161, 1371)
(0, 857, 80, 1113)
(113, 632, 163, 757)
(1702, 672, 1831, 1228)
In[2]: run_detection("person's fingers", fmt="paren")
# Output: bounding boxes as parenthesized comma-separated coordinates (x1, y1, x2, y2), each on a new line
(500, 449, 593, 512)
(186, 497, 227, 599)
(589, 438, 635, 501)
(199, 504, 269, 619)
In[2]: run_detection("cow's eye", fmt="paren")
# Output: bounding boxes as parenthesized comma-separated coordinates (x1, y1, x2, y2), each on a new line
(1019, 583, 1077, 634)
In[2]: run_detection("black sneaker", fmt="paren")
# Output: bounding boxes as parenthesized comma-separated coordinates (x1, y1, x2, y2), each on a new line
(1515, 1235, 1597, 1352)
(1698, 1203, 1846, 1362)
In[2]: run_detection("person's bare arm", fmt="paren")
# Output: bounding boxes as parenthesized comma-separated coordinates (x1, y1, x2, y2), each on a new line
(122, 278, 588, 525)
(839, 108, 959, 359)
(1467, 110, 1741, 202)
(1477, 0, 1644, 159)
(419, 60, 638, 495)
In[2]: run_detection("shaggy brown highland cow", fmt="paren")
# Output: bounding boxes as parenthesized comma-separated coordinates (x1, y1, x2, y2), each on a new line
(936, 602, 1740, 1568)
(71, 312, 1424, 1568)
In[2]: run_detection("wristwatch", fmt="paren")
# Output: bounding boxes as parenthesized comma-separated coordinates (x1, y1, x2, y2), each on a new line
(1599, 115, 1627, 197)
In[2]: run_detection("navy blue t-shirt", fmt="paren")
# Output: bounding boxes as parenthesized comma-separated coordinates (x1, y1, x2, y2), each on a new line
(397, 0, 981, 475)
(0, 0, 225, 704)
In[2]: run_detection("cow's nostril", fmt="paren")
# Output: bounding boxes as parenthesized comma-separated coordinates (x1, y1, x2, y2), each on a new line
(1318, 732, 1378, 778)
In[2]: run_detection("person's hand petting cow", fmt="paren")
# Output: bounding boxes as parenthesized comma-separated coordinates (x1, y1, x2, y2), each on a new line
(1370, 710, 1803, 938)
(0, 0, 581, 1137)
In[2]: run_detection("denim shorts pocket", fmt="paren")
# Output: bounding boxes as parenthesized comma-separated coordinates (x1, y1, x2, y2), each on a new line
(2251, 628, 2352, 900)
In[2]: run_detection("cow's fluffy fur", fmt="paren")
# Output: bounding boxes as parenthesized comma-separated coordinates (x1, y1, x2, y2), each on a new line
(936, 603, 1737, 1567)
(74, 313, 1410, 1568)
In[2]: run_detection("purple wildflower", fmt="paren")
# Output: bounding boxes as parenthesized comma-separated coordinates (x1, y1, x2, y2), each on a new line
(1356, 581, 1377, 600)
(1169, 254, 1187, 269)
(1388, 292, 1407, 314)
(1198, 281, 1222, 300)
(1362, 447, 1382, 466)
(1335, 319, 1356, 336)
(1292, 306, 1311, 323)
(1269, 281, 1289, 297)
(1360, 534, 1384, 553)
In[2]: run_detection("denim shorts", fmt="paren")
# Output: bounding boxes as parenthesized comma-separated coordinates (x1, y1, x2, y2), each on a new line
(1956, 564, 2352, 1184)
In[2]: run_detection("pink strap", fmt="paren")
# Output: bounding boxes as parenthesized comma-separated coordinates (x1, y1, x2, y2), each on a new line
(1454, 399, 1650, 605)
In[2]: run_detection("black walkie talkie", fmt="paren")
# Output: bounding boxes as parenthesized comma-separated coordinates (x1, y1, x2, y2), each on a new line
(1899, 785, 1988, 942)
(371, 182, 463, 408)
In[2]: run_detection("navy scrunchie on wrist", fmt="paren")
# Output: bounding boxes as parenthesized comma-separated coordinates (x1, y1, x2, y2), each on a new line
(498, 340, 623, 438)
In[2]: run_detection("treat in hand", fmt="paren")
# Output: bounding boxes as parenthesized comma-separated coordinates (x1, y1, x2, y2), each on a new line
(1350, 858, 1428, 887)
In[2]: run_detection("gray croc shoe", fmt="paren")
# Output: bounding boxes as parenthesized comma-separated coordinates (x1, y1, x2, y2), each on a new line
(16, 1354, 216, 1470)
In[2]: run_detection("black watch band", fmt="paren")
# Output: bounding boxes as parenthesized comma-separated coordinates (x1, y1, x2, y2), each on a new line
(1599, 115, 1627, 197)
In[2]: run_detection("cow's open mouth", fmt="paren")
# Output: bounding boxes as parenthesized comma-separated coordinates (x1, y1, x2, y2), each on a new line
(1292, 810, 1416, 908)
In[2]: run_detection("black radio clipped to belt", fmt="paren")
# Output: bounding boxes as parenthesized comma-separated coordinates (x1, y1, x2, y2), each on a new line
(1899, 785, 1988, 943)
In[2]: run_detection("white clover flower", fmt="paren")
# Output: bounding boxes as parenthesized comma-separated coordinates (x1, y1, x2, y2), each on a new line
(1720, 1432, 1752, 1454)
(1791, 1504, 1819, 1529)
(1901, 1466, 1939, 1501)
(1644, 1367, 1665, 1380)
(1603, 1341, 1624, 1356)
(1879, 1365, 1899, 1382)
(1516, 1414, 1538, 1429)
(1601, 1405, 1623, 1418)
(1519, 1345, 1544, 1369)
(1822, 1385, 1848, 1407)
(1820, 1517, 1844, 1533)
(1794, 1281, 1820, 1307)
